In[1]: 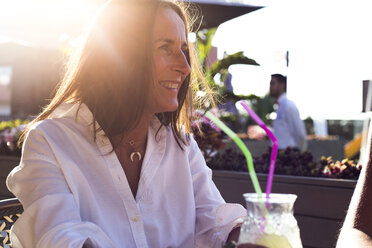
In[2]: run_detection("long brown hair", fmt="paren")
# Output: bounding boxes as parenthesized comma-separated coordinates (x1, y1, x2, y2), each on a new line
(20, 0, 214, 150)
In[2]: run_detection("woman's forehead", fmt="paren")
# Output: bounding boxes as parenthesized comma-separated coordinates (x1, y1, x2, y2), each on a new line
(153, 7, 187, 43)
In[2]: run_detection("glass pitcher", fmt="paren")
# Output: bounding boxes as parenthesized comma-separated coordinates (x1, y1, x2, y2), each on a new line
(238, 193, 302, 248)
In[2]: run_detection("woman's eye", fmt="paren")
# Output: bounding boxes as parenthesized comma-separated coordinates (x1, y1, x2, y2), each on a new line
(159, 45, 171, 55)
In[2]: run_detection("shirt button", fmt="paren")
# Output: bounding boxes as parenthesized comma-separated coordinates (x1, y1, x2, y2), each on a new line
(131, 216, 139, 223)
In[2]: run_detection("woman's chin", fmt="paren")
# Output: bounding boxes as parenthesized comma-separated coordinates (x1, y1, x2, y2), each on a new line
(156, 103, 179, 113)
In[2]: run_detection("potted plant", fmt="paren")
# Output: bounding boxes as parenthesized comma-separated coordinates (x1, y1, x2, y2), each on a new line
(193, 121, 359, 248)
(0, 119, 28, 199)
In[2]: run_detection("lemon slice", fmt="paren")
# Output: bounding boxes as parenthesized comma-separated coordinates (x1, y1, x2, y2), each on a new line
(256, 233, 292, 248)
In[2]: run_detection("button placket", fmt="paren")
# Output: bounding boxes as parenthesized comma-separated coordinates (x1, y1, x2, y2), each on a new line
(131, 215, 139, 223)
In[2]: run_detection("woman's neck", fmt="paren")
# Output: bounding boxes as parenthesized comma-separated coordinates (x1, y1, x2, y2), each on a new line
(117, 113, 153, 148)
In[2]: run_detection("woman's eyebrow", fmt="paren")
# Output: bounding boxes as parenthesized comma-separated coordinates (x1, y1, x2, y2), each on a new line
(154, 38, 187, 46)
(155, 38, 173, 44)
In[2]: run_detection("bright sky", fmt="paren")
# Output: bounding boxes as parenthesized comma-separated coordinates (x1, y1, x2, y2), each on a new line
(0, 0, 98, 47)
(213, 0, 372, 120)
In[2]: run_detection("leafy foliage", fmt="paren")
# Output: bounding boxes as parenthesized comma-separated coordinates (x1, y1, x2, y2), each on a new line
(0, 119, 29, 132)
(209, 51, 259, 80)
(198, 130, 361, 179)
(195, 28, 259, 106)
(192, 119, 226, 163)
(244, 94, 274, 126)
(320, 156, 361, 179)
(208, 148, 248, 172)
(196, 28, 218, 68)
(194, 27, 275, 131)
(254, 147, 322, 177)
(0, 119, 29, 156)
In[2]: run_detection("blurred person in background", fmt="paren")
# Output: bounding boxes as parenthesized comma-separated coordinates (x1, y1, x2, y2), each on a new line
(269, 74, 307, 151)
(5, 0, 266, 247)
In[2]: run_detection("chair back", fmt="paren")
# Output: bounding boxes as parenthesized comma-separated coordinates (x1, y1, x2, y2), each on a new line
(0, 198, 23, 247)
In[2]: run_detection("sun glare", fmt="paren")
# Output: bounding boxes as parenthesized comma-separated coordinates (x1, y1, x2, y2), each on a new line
(0, 0, 101, 46)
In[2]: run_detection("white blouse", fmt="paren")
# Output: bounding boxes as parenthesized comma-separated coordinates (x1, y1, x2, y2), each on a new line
(7, 103, 246, 248)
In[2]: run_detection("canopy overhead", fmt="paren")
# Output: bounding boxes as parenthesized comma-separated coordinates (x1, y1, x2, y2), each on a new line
(184, 0, 263, 30)
(0, 0, 262, 48)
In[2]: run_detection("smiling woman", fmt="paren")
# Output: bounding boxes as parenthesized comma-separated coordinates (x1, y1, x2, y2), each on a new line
(5, 0, 252, 247)
(151, 7, 191, 113)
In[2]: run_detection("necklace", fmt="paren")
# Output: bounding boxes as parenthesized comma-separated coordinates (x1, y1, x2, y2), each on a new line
(128, 140, 142, 162)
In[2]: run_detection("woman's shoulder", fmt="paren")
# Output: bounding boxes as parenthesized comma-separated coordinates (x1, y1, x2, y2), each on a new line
(25, 119, 75, 145)
(27, 106, 91, 143)
(28, 118, 63, 135)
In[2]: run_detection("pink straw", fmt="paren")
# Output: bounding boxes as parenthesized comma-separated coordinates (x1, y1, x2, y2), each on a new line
(239, 101, 278, 198)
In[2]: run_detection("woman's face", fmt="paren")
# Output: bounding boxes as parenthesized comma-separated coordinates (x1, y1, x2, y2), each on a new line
(148, 7, 191, 114)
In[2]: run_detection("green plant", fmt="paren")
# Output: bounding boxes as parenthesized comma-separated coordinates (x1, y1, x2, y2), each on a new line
(0, 119, 29, 156)
(195, 28, 259, 107)
(243, 94, 274, 126)
(0, 119, 29, 132)
(208, 148, 248, 172)
(195, 28, 276, 132)
(204, 144, 362, 180)
(254, 147, 322, 177)
(320, 156, 361, 179)
(192, 119, 226, 163)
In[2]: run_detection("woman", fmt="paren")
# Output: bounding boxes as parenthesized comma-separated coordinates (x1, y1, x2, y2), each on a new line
(337, 123, 372, 247)
(7, 0, 251, 247)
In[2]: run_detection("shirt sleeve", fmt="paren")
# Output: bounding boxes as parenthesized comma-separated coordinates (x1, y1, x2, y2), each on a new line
(188, 137, 246, 248)
(286, 102, 307, 151)
(6, 126, 115, 248)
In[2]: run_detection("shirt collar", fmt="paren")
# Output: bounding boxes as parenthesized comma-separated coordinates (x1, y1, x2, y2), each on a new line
(50, 102, 166, 151)
(277, 93, 287, 105)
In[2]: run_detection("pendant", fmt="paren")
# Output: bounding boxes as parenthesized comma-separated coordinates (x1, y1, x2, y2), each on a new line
(130, 151, 142, 162)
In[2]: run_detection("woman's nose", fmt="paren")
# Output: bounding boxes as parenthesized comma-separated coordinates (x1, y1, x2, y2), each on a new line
(173, 50, 191, 76)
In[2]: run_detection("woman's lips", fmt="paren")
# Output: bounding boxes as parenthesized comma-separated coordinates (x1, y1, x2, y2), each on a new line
(159, 80, 179, 92)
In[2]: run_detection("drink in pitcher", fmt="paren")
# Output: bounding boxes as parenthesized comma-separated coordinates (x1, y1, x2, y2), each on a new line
(238, 193, 302, 248)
